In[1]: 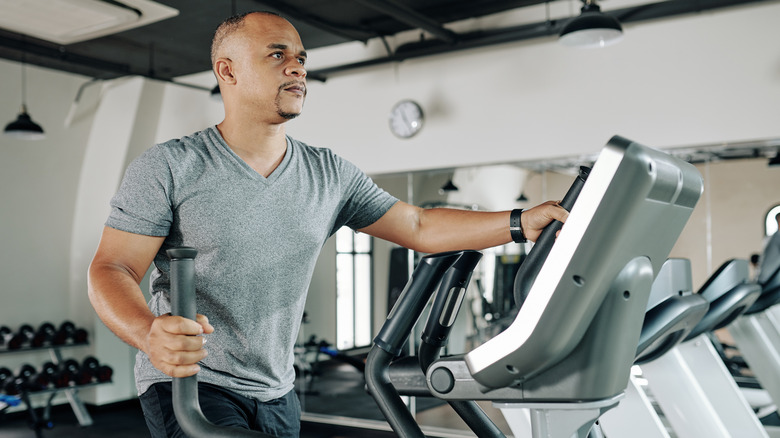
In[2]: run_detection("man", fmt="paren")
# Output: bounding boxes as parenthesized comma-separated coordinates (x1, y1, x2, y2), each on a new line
(87, 11, 568, 437)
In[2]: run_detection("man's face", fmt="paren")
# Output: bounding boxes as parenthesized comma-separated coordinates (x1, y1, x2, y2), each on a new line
(233, 15, 308, 122)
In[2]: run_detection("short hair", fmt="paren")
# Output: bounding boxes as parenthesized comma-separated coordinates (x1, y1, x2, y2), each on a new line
(210, 11, 283, 66)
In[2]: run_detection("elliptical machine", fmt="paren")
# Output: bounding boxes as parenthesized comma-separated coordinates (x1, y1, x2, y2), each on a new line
(168, 136, 703, 438)
(364, 136, 703, 438)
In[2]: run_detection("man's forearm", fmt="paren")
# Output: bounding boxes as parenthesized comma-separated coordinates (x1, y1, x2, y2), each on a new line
(413, 208, 512, 253)
(360, 200, 568, 254)
(87, 263, 155, 353)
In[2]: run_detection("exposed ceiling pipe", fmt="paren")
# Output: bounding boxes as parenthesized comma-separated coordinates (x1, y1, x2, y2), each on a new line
(351, 0, 459, 44)
(308, 0, 771, 81)
(253, 0, 377, 42)
(306, 19, 557, 81)
(0, 35, 132, 77)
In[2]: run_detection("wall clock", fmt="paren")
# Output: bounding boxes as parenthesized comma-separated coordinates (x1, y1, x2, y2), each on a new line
(389, 100, 424, 139)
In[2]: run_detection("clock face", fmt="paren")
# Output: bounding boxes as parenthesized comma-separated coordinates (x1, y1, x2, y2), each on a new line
(389, 100, 424, 139)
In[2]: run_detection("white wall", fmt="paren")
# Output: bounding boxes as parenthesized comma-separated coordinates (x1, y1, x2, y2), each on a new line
(1, 59, 98, 399)
(286, 1, 780, 174)
(0, 0, 778, 409)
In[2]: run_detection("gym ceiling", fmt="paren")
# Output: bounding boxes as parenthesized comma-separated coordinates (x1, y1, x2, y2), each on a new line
(0, 0, 770, 84)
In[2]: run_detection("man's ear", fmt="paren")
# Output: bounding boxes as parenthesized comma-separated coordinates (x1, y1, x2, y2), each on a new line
(214, 58, 236, 85)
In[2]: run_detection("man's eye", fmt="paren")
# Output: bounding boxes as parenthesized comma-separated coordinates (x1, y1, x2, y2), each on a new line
(298, 58, 306, 66)
(271, 52, 283, 59)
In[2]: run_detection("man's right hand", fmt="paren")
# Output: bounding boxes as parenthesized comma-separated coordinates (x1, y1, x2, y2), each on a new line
(144, 313, 215, 377)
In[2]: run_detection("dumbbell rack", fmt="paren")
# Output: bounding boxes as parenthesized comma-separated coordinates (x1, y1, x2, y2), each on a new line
(1, 341, 109, 429)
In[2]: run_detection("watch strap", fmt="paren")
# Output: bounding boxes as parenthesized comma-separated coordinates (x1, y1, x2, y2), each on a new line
(510, 209, 527, 243)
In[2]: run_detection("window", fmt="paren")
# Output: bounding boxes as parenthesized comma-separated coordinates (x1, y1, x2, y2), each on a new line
(335, 227, 373, 350)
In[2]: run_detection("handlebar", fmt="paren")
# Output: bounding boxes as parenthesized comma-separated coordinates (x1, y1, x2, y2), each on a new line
(167, 248, 273, 438)
(513, 166, 590, 307)
(367, 250, 483, 438)
(418, 251, 505, 438)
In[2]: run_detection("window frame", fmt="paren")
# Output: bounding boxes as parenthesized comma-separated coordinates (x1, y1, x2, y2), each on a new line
(334, 227, 374, 351)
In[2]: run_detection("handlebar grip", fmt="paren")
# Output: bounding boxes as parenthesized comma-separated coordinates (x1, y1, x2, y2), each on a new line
(421, 251, 483, 348)
(374, 251, 474, 356)
(167, 248, 272, 438)
(513, 166, 590, 307)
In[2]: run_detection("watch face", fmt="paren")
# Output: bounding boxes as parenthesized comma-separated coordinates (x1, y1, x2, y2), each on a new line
(389, 100, 424, 139)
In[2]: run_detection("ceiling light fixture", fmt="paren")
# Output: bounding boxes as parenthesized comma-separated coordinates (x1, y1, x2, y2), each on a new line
(516, 193, 529, 202)
(0, 0, 178, 45)
(439, 179, 459, 195)
(4, 58, 45, 140)
(769, 152, 780, 167)
(559, 0, 623, 48)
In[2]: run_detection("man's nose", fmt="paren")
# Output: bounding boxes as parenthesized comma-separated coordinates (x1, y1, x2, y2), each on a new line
(285, 62, 306, 78)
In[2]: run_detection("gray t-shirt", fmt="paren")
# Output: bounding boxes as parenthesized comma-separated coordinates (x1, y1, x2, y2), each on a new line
(106, 126, 398, 401)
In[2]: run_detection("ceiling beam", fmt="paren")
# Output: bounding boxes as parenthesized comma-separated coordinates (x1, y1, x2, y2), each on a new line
(253, 0, 378, 42)
(308, 0, 771, 80)
(351, 0, 459, 44)
(0, 34, 211, 90)
(0, 34, 132, 77)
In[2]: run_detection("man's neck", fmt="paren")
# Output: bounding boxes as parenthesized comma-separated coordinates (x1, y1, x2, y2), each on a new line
(216, 120, 288, 178)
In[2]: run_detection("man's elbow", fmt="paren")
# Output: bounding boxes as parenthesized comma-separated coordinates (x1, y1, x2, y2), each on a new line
(86, 260, 106, 309)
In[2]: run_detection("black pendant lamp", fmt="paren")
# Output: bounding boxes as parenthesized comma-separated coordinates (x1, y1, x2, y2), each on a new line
(559, 0, 623, 48)
(439, 179, 458, 195)
(516, 192, 529, 202)
(4, 58, 45, 140)
(769, 152, 780, 167)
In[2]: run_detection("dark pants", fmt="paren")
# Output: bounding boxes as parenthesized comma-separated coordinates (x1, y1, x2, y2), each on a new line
(139, 382, 301, 438)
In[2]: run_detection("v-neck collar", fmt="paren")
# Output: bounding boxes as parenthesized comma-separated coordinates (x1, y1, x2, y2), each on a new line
(208, 126, 293, 183)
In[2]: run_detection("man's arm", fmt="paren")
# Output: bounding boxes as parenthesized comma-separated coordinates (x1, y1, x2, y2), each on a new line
(358, 200, 568, 254)
(87, 226, 214, 377)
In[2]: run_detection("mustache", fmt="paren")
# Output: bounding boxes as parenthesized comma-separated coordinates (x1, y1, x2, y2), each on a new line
(280, 81, 306, 96)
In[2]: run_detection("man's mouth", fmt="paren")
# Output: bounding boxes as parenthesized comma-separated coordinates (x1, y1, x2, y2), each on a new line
(282, 83, 306, 96)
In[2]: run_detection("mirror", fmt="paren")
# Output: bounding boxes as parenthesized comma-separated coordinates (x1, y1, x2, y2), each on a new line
(297, 140, 780, 434)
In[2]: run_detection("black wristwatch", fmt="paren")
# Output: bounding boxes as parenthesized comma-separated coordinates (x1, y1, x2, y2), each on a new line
(510, 209, 527, 243)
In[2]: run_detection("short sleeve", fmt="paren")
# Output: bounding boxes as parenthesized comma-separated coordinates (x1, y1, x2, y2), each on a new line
(105, 146, 174, 237)
(333, 157, 398, 234)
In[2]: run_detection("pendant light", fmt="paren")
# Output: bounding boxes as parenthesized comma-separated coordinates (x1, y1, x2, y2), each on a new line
(516, 192, 529, 202)
(4, 57, 46, 140)
(769, 152, 780, 167)
(438, 179, 459, 195)
(559, 0, 623, 48)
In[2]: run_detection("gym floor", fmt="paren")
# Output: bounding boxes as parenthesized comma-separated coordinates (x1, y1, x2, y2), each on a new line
(0, 399, 397, 437)
(0, 359, 471, 438)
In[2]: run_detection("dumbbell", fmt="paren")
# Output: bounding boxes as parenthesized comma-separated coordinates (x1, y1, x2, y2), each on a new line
(50, 366, 71, 389)
(0, 366, 13, 392)
(81, 356, 113, 383)
(29, 362, 58, 390)
(29, 322, 55, 348)
(17, 363, 45, 391)
(51, 360, 78, 388)
(2, 364, 37, 394)
(55, 321, 89, 345)
(7, 324, 35, 350)
(62, 358, 92, 386)
(57, 321, 76, 343)
(2, 377, 23, 395)
(0, 326, 12, 347)
(96, 364, 113, 383)
(81, 356, 99, 378)
(34, 322, 62, 346)
(72, 327, 88, 344)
